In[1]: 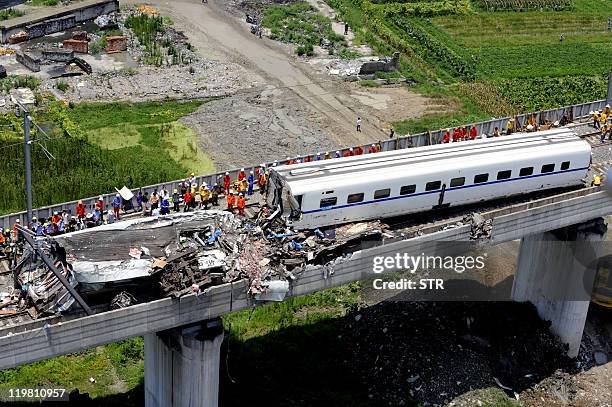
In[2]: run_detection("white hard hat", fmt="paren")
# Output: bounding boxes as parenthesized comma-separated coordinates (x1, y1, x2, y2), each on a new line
(349, 147, 353, 151)
(250, 170, 254, 174)
(116, 193, 120, 197)
(371, 144, 375, 147)
(606, 104, 610, 108)
(99, 195, 104, 200)
(241, 168, 244, 171)
(589, 111, 594, 115)
(225, 172, 229, 175)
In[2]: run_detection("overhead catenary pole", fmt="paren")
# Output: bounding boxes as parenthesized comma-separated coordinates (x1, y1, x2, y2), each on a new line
(22, 108, 33, 222)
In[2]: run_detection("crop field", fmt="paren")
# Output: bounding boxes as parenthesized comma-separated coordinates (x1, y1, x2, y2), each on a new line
(327, 0, 610, 122)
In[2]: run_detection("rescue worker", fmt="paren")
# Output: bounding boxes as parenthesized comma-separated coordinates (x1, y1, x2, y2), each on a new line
(183, 189, 192, 212)
(443, 128, 450, 143)
(201, 183, 211, 210)
(591, 111, 599, 129)
(604, 104, 611, 116)
(375, 142, 381, 153)
(356, 117, 361, 132)
(136, 190, 144, 211)
(324, 152, 331, 160)
(493, 127, 500, 137)
(193, 185, 202, 208)
(112, 193, 122, 219)
(237, 193, 246, 216)
(28, 216, 37, 231)
(188, 172, 196, 188)
(355, 145, 364, 155)
(0, 230, 5, 247)
(238, 168, 246, 182)
(51, 211, 61, 233)
(211, 183, 220, 206)
(160, 198, 170, 215)
(11, 219, 20, 242)
(334, 151, 341, 159)
(506, 119, 514, 135)
(223, 172, 231, 195)
(247, 171, 255, 196)
(368, 144, 376, 154)
(95, 196, 105, 222)
(452, 128, 460, 143)
(258, 170, 267, 194)
(469, 125, 478, 140)
(172, 189, 180, 212)
(592, 174, 601, 187)
(344, 147, 354, 157)
(149, 191, 159, 210)
(76, 200, 86, 219)
(601, 125, 608, 143)
(304, 155, 312, 163)
(316, 152, 322, 161)
(226, 190, 236, 212)
(92, 207, 102, 224)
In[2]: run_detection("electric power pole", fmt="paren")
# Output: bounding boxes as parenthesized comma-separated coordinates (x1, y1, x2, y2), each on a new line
(17, 103, 33, 222)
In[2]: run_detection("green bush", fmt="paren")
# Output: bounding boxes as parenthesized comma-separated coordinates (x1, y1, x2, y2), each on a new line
(55, 80, 70, 92)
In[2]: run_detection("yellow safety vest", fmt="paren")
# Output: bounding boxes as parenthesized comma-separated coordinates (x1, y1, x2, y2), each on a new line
(593, 175, 601, 186)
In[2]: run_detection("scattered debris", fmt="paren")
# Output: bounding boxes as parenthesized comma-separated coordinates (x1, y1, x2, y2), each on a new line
(464, 213, 493, 240)
(110, 291, 137, 310)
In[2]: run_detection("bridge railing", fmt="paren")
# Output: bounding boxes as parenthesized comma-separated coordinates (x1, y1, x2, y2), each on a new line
(0, 99, 605, 229)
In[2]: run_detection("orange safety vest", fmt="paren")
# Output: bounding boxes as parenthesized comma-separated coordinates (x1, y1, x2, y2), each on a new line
(237, 197, 246, 209)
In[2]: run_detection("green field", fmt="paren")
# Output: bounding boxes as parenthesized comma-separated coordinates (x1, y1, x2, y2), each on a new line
(0, 100, 210, 215)
(326, 0, 611, 129)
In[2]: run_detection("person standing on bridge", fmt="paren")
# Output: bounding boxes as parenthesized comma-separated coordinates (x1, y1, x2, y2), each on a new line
(226, 191, 236, 212)
(76, 200, 86, 220)
(112, 194, 122, 219)
(223, 172, 231, 195)
(247, 171, 255, 196)
(356, 117, 362, 132)
(237, 193, 246, 216)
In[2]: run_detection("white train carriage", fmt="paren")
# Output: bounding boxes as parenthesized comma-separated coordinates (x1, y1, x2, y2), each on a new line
(266, 128, 592, 230)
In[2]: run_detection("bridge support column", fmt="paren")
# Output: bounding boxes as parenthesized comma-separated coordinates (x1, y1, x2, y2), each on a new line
(144, 318, 224, 407)
(512, 218, 607, 358)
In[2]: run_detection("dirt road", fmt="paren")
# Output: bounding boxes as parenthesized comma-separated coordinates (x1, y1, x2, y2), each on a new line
(126, 0, 388, 147)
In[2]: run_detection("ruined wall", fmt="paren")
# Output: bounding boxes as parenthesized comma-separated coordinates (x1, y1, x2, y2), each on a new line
(63, 39, 88, 54)
(105, 35, 127, 53)
(42, 48, 74, 62)
(1, 0, 119, 43)
(16, 51, 41, 72)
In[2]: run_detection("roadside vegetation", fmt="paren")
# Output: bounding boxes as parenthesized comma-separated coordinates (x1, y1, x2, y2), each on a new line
(0, 75, 40, 93)
(0, 8, 24, 21)
(262, 2, 346, 55)
(0, 100, 210, 215)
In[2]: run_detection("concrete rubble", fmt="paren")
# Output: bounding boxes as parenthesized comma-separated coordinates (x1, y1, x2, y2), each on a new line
(3, 210, 387, 318)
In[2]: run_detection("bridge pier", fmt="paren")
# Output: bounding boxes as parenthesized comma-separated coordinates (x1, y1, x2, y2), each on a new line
(512, 218, 607, 358)
(144, 318, 224, 407)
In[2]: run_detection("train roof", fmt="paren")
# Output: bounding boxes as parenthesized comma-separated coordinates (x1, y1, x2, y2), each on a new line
(271, 128, 590, 196)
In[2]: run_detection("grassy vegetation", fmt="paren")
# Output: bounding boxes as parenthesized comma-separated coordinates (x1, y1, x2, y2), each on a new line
(124, 12, 187, 66)
(0, 8, 24, 21)
(0, 100, 210, 215)
(262, 2, 346, 55)
(326, 0, 609, 117)
(0, 75, 40, 93)
(27, 0, 60, 6)
(0, 337, 144, 399)
(55, 80, 70, 92)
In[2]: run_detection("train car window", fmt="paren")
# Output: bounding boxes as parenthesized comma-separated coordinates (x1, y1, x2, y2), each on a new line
(400, 185, 416, 195)
(541, 164, 555, 173)
(374, 189, 391, 199)
(519, 167, 534, 176)
(320, 197, 337, 208)
(450, 177, 465, 187)
(497, 170, 511, 180)
(561, 161, 570, 170)
(474, 173, 489, 183)
(425, 181, 441, 191)
(347, 193, 364, 204)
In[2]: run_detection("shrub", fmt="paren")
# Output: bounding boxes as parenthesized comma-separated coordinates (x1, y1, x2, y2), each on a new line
(55, 80, 70, 92)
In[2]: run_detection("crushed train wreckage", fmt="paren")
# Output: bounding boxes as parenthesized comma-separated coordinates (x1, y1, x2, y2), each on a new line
(2, 210, 388, 319)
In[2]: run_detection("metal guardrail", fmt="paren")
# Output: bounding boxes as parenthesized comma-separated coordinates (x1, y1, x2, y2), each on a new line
(0, 99, 606, 229)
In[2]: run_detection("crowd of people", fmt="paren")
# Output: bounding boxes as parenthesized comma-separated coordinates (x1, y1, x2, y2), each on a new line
(2, 105, 602, 246)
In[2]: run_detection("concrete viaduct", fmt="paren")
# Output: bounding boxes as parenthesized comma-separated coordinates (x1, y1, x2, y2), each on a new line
(0, 187, 610, 406)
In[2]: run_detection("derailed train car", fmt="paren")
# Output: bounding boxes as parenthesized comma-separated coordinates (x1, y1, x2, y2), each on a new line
(266, 128, 592, 230)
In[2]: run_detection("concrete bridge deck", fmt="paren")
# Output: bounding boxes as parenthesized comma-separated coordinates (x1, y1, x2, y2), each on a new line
(0, 188, 610, 370)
